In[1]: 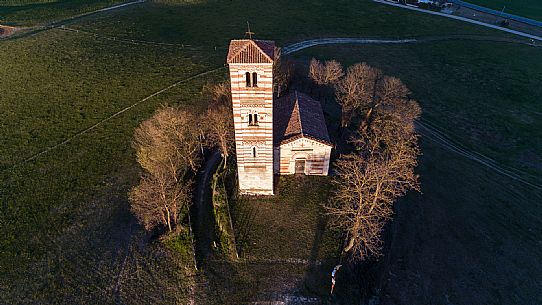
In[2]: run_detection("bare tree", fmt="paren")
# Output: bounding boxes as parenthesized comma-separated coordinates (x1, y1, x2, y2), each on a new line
(309, 58, 325, 86)
(326, 140, 420, 260)
(130, 173, 192, 232)
(359, 75, 410, 134)
(204, 104, 234, 168)
(204, 81, 232, 108)
(274, 47, 293, 97)
(328, 70, 421, 261)
(309, 58, 344, 86)
(323, 60, 344, 85)
(335, 63, 380, 128)
(130, 106, 202, 232)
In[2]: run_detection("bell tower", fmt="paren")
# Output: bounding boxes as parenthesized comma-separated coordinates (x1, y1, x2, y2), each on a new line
(227, 39, 275, 195)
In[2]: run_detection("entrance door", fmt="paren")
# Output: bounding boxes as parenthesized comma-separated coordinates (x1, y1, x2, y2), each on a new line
(295, 159, 306, 174)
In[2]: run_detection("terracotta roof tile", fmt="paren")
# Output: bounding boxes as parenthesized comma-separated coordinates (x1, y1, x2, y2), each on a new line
(274, 91, 332, 146)
(227, 39, 275, 64)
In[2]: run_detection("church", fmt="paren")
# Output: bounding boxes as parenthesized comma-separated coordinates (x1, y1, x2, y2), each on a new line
(227, 39, 333, 195)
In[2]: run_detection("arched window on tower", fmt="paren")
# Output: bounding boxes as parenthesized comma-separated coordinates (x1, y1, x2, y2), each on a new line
(252, 72, 258, 87)
(245, 72, 251, 87)
(254, 113, 258, 125)
(252, 147, 257, 158)
(248, 113, 253, 125)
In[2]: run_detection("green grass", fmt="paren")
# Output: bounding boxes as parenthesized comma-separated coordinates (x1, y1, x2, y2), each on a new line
(0, 0, 127, 26)
(376, 138, 542, 304)
(291, 41, 542, 304)
(210, 165, 238, 260)
(464, 0, 542, 21)
(0, 27, 224, 303)
(233, 176, 339, 261)
(163, 228, 195, 265)
(297, 41, 542, 178)
(68, 0, 506, 48)
(0, 0, 541, 303)
(198, 175, 359, 303)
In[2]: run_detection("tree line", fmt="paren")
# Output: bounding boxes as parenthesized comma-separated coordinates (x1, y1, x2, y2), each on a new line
(309, 59, 421, 262)
(129, 83, 234, 234)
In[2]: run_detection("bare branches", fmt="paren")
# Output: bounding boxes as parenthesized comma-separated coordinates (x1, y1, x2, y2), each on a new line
(204, 81, 232, 108)
(130, 79, 235, 234)
(130, 174, 192, 232)
(326, 62, 421, 262)
(335, 63, 380, 128)
(327, 142, 420, 261)
(130, 106, 202, 232)
(309, 58, 344, 86)
(204, 104, 234, 168)
(274, 47, 294, 97)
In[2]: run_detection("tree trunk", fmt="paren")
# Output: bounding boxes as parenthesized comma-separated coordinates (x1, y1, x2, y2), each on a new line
(166, 208, 172, 232)
(360, 107, 373, 133)
(344, 235, 356, 253)
(222, 152, 228, 169)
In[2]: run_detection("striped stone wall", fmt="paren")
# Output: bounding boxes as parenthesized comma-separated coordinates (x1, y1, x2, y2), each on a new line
(229, 63, 274, 195)
(274, 138, 332, 175)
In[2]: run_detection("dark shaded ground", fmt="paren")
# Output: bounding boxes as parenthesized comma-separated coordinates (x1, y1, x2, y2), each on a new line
(373, 140, 542, 305)
(191, 151, 222, 267)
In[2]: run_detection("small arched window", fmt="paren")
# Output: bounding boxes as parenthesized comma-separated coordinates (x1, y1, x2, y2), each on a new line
(252, 72, 258, 87)
(245, 72, 251, 87)
(248, 114, 253, 125)
(253, 114, 258, 125)
(252, 147, 257, 158)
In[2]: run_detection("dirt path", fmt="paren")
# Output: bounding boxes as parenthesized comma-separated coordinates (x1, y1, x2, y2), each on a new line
(282, 35, 537, 55)
(283, 38, 417, 54)
(417, 119, 542, 190)
(0, 25, 23, 38)
(282, 37, 541, 191)
(192, 151, 222, 267)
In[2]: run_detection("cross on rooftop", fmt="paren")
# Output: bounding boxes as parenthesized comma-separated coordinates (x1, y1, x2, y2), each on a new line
(245, 21, 255, 39)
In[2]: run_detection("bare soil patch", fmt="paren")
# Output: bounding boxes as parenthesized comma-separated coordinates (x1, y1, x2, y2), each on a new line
(0, 25, 23, 38)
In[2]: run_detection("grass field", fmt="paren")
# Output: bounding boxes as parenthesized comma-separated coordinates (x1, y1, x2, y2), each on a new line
(0, 0, 541, 303)
(0, 23, 224, 303)
(0, 0, 126, 26)
(464, 0, 542, 21)
(291, 41, 542, 303)
(297, 41, 542, 177)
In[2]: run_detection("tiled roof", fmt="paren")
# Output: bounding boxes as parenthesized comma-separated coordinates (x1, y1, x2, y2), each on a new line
(274, 91, 332, 146)
(227, 39, 275, 64)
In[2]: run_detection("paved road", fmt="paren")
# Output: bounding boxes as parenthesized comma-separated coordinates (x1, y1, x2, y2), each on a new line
(373, 0, 542, 41)
(449, 0, 542, 27)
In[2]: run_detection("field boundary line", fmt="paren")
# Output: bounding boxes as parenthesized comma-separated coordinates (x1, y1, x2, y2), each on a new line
(57, 26, 204, 49)
(417, 121, 542, 190)
(45, 0, 146, 28)
(3, 0, 146, 40)
(3, 67, 225, 172)
(283, 37, 541, 190)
